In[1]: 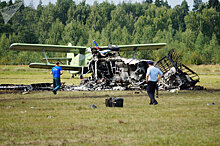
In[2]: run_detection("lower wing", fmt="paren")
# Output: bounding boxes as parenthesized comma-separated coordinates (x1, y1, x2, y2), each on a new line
(29, 63, 88, 74)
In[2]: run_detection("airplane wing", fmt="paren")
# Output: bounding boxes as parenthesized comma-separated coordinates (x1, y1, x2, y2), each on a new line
(9, 43, 87, 53)
(29, 63, 88, 73)
(41, 58, 72, 62)
(99, 43, 167, 51)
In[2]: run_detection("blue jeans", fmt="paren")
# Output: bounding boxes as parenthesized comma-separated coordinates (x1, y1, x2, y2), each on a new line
(53, 78, 61, 91)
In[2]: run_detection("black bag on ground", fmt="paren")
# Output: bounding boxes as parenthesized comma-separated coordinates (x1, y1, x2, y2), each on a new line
(105, 98, 123, 107)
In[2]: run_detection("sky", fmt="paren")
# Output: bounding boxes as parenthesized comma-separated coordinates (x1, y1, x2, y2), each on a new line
(2, 0, 209, 10)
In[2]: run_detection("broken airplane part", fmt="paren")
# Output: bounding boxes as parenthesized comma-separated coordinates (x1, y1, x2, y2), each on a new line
(156, 49, 203, 90)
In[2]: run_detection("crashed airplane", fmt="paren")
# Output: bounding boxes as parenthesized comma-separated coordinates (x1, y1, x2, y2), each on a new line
(7, 42, 203, 92)
(74, 47, 202, 91)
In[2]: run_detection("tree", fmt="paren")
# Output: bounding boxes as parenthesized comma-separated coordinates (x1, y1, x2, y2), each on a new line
(100, 23, 112, 45)
(55, 0, 73, 24)
(62, 19, 88, 46)
(208, 0, 220, 11)
(185, 12, 201, 35)
(7, 0, 13, 6)
(46, 19, 64, 45)
(0, 33, 9, 57)
(179, 0, 189, 31)
(155, 0, 161, 7)
(0, 1, 7, 9)
(161, 0, 170, 8)
(199, 8, 219, 40)
(209, 34, 220, 63)
(36, 0, 43, 18)
(181, 29, 196, 49)
(208, 0, 219, 8)
(67, 0, 90, 24)
(145, 0, 153, 4)
(36, 3, 55, 43)
(195, 31, 205, 50)
(110, 6, 127, 30)
(86, 2, 103, 32)
(193, 0, 202, 11)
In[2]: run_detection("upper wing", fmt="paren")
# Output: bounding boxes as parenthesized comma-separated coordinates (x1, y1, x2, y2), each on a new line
(41, 58, 72, 62)
(9, 43, 87, 53)
(99, 43, 167, 51)
(118, 43, 167, 51)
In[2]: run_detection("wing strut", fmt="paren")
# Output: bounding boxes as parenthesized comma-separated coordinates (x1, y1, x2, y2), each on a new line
(79, 67, 84, 79)
(43, 48, 49, 64)
(134, 47, 137, 59)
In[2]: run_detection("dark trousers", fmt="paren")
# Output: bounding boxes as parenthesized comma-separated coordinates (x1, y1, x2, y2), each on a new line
(53, 78, 61, 91)
(147, 81, 158, 104)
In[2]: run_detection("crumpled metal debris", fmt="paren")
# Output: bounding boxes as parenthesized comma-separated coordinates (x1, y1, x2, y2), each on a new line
(207, 103, 216, 106)
(90, 104, 97, 108)
(66, 49, 203, 91)
(0, 83, 53, 92)
(156, 49, 203, 90)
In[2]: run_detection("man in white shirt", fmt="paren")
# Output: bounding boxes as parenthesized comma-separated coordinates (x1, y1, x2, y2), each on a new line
(146, 61, 163, 105)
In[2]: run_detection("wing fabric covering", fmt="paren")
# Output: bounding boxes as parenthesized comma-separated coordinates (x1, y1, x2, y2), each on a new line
(29, 63, 88, 74)
(9, 43, 87, 53)
(98, 43, 167, 51)
(10, 43, 166, 52)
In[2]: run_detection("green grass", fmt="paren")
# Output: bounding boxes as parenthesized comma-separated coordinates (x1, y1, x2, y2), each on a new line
(0, 65, 220, 145)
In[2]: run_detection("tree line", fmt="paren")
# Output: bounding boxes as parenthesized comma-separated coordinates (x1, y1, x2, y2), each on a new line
(0, 0, 219, 65)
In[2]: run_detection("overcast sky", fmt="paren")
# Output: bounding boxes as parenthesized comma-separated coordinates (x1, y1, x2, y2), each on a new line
(3, 0, 209, 10)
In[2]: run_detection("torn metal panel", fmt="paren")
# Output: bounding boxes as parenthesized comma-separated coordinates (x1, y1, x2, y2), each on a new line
(0, 84, 31, 92)
(156, 49, 201, 90)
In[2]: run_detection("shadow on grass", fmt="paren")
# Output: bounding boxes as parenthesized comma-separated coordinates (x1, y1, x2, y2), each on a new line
(0, 92, 147, 102)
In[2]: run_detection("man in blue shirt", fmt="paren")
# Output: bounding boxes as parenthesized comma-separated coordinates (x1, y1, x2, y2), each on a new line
(51, 62, 63, 95)
(146, 61, 163, 105)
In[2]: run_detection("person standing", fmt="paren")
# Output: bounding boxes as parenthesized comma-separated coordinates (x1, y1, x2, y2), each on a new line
(51, 62, 63, 95)
(146, 61, 163, 105)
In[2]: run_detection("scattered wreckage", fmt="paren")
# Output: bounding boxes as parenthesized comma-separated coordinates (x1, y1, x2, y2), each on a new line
(0, 49, 203, 93)
(0, 83, 53, 93)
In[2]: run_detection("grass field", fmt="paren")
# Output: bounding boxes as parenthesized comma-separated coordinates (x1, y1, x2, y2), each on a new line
(0, 65, 220, 145)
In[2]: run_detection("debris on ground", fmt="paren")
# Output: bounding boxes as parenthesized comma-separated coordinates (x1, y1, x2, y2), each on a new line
(46, 115, 54, 118)
(207, 103, 216, 106)
(0, 50, 204, 93)
(0, 83, 53, 93)
(90, 104, 97, 109)
(105, 98, 124, 107)
(20, 110, 27, 114)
